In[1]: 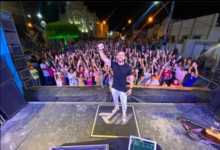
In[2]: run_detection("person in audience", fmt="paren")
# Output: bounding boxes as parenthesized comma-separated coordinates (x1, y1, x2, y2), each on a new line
(54, 72, 63, 86)
(62, 64, 69, 85)
(161, 66, 172, 86)
(67, 68, 78, 86)
(76, 74, 86, 86)
(29, 65, 41, 86)
(170, 79, 182, 87)
(145, 75, 160, 86)
(87, 72, 93, 86)
(183, 62, 199, 87)
(25, 39, 213, 89)
(205, 57, 216, 77)
(40, 60, 50, 86)
(99, 70, 104, 86)
(46, 66, 55, 85)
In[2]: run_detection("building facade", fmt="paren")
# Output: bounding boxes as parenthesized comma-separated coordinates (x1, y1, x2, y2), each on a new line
(147, 13, 220, 44)
(60, 1, 108, 38)
(147, 13, 220, 61)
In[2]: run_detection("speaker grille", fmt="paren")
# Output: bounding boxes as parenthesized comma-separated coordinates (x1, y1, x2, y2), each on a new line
(19, 68, 32, 80)
(14, 57, 28, 68)
(0, 81, 27, 119)
(23, 78, 35, 89)
(0, 18, 16, 32)
(9, 45, 24, 57)
(5, 33, 20, 45)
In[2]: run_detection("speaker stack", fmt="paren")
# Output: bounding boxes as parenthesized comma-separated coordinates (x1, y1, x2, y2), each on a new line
(207, 60, 220, 118)
(0, 10, 34, 89)
(0, 58, 27, 120)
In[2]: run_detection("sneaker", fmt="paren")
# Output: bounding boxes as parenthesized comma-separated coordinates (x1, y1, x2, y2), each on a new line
(112, 106, 119, 113)
(122, 114, 127, 123)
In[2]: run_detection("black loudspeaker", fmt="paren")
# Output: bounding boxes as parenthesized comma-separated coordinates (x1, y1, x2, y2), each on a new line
(8, 45, 24, 57)
(207, 81, 218, 90)
(208, 86, 220, 118)
(0, 18, 16, 32)
(1, 58, 13, 86)
(5, 33, 20, 45)
(1, 10, 35, 89)
(216, 60, 220, 71)
(14, 57, 28, 68)
(23, 78, 35, 89)
(19, 68, 32, 80)
(212, 71, 220, 82)
(0, 81, 27, 119)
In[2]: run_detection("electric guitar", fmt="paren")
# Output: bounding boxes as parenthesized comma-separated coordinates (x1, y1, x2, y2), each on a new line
(177, 117, 220, 145)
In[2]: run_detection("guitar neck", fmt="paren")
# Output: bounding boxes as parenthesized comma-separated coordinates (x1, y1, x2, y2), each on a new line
(188, 120, 220, 132)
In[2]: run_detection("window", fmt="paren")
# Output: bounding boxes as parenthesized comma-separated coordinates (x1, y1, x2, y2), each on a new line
(178, 35, 188, 43)
(171, 36, 175, 43)
(193, 35, 201, 39)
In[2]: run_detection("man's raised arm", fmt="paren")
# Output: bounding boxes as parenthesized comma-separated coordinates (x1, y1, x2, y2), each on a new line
(98, 43, 111, 66)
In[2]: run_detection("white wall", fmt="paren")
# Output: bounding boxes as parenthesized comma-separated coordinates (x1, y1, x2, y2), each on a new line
(208, 27, 220, 42)
(182, 39, 197, 58)
(176, 44, 183, 54)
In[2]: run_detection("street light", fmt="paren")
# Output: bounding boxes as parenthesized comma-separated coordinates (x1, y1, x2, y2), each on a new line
(28, 23, 33, 27)
(128, 19, 132, 24)
(37, 13, 42, 18)
(148, 17, 153, 22)
(27, 14, 31, 18)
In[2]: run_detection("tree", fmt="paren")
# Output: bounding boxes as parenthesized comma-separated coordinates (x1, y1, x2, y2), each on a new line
(46, 21, 80, 45)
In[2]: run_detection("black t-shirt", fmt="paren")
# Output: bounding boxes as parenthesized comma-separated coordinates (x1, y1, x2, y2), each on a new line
(111, 61, 132, 92)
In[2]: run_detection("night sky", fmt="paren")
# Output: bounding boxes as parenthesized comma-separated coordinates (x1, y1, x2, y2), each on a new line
(17, 1, 220, 36)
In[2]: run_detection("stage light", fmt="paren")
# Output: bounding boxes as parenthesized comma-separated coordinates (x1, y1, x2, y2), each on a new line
(154, 1, 159, 4)
(27, 14, 31, 18)
(128, 19, 132, 24)
(37, 13, 42, 18)
(148, 17, 153, 22)
(28, 23, 33, 27)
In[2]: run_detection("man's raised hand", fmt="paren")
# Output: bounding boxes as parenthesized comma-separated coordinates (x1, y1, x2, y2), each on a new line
(98, 43, 104, 50)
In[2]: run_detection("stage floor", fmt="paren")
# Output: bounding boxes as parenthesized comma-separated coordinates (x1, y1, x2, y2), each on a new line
(1, 102, 219, 150)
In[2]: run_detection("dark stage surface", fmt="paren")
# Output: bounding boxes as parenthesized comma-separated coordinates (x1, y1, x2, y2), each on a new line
(1, 102, 219, 150)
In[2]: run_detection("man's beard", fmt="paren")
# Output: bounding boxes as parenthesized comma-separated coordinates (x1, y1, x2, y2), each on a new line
(117, 59, 124, 63)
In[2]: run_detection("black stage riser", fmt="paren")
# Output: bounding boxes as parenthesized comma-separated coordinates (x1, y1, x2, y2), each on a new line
(208, 86, 220, 118)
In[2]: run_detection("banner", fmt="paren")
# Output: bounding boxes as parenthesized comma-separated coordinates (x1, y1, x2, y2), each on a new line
(175, 71, 188, 83)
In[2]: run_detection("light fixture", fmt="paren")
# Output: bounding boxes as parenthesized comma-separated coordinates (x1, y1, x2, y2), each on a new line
(123, 27, 125, 30)
(154, 1, 159, 4)
(128, 19, 132, 24)
(28, 23, 33, 27)
(103, 20, 106, 24)
(148, 17, 153, 22)
(27, 14, 31, 18)
(37, 13, 42, 18)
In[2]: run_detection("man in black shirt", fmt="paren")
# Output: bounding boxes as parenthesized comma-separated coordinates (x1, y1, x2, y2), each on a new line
(98, 43, 133, 122)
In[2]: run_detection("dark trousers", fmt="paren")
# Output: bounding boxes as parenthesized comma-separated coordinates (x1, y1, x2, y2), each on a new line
(64, 77, 69, 85)
(44, 76, 50, 86)
(49, 77, 56, 85)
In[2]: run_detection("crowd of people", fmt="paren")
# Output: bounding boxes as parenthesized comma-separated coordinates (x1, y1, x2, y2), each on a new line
(26, 39, 218, 88)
